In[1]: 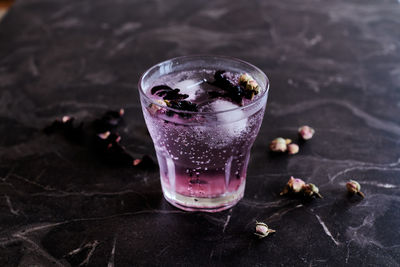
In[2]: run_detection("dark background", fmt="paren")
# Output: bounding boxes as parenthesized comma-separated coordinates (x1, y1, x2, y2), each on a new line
(0, 0, 400, 266)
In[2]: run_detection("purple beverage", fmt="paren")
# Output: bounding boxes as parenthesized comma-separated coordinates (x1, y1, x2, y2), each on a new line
(139, 56, 269, 212)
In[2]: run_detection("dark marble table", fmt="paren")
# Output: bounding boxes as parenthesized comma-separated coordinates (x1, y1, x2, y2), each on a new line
(1, 0, 400, 266)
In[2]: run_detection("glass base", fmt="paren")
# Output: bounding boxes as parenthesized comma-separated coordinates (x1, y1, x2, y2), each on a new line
(161, 181, 245, 212)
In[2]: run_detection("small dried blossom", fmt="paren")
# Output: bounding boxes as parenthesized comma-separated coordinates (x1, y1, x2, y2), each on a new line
(239, 73, 253, 84)
(246, 80, 259, 92)
(280, 176, 322, 198)
(346, 180, 365, 198)
(62, 116, 72, 123)
(270, 137, 288, 152)
(287, 143, 299, 155)
(280, 176, 306, 195)
(98, 131, 111, 140)
(303, 183, 323, 198)
(148, 99, 168, 115)
(254, 221, 276, 239)
(298, 125, 315, 140)
(239, 73, 260, 99)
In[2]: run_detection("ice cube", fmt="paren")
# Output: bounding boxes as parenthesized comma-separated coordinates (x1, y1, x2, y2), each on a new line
(211, 99, 248, 137)
(173, 79, 205, 101)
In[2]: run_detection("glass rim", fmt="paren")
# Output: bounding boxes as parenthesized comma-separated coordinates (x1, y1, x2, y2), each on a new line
(138, 55, 270, 115)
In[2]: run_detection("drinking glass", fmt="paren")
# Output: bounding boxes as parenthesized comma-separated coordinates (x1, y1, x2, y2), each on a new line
(138, 56, 269, 212)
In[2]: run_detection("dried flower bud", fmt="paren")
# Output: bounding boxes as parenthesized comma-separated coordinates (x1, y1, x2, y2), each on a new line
(303, 183, 323, 198)
(254, 221, 276, 239)
(280, 176, 306, 195)
(62, 116, 72, 123)
(298, 125, 315, 140)
(239, 73, 260, 98)
(287, 143, 299, 155)
(246, 80, 260, 93)
(239, 73, 253, 84)
(98, 131, 111, 140)
(270, 137, 287, 152)
(288, 176, 306, 193)
(280, 177, 322, 199)
(148, 99, 168, 115)
(346, 180, 365, 198)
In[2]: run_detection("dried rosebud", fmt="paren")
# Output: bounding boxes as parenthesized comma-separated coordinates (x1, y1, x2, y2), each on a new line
(280, 176, 306, 195)
(98, 131, 110, 140)
(246, 80, 260, 93)
(288, 176, 306, 193)
(62, 116, 72, 123)
(148, 99, 168, 115)
(303, 183, 323, 198)
(298, 125, 315, 140)
(270, 137, 287, 152)
(239, 73, 253, 84)
(346, 180, 365, 198)
(287, 143, 299, 155)
(254, 221, 276, 239)
(239, 73, 260, 99)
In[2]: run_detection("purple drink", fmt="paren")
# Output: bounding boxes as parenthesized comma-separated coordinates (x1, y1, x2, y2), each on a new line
(139, 56, 269, 212)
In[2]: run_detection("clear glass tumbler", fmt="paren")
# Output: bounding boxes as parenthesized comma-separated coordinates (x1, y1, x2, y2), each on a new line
(138, 56, 269, 212)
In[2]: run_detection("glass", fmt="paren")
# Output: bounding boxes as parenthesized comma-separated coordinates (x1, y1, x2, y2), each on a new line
(138, 55, 269, 212)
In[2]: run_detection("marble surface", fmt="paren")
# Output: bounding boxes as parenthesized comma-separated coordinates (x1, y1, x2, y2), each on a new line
(1, 0, 400, 266)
